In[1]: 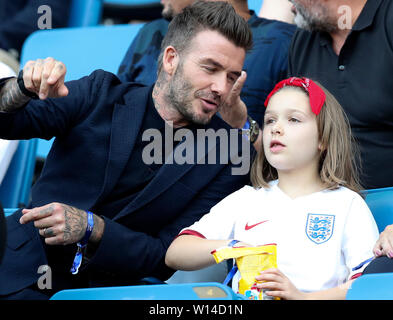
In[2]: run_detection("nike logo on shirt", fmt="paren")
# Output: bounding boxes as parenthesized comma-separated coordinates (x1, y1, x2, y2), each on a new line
(245, 220, 269, 231)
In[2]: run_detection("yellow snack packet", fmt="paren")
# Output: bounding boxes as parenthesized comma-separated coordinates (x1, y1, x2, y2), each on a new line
(212, 244, 278, 300)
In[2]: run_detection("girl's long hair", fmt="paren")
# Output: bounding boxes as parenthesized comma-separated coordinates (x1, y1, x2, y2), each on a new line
(251, 82, 363, 194)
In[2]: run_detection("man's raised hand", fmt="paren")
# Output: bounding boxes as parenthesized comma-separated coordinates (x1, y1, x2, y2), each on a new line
(219, 71, 248, 129)
(23, 57, 68, 100)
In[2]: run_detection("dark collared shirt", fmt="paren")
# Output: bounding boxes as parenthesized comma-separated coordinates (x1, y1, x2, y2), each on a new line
(288, 0, 393, 189)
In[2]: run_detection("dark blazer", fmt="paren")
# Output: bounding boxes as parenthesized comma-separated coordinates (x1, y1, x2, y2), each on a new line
(0, 70, 251, 295)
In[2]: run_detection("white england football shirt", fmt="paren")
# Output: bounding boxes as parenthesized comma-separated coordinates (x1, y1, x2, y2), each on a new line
(180, 181, 379, 292)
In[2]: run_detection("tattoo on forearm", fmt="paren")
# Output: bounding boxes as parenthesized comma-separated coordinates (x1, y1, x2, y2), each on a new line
(0, 78, 30, 112)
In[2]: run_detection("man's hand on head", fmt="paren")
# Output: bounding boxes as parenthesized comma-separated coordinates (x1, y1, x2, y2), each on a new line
(219, 71, 248, 129)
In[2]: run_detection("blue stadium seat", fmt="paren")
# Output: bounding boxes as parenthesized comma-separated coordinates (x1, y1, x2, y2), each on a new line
(68, 0, 103, 27)
(362, 187, 393, 232)
(346, 272, 393, 300)
(0, 140, 37, 208)
(344, 187, 393, 300)
(50, 282, 245, 300)
(3, 208, 18, 217)
(20, 23, 144, 160)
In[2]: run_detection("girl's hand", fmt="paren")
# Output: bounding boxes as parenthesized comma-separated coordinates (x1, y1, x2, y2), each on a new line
(255, 268, 307, 300)
(373, 224, 393, 258)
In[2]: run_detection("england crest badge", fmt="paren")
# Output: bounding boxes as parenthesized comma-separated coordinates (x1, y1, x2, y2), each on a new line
(306, 214, 335, 244)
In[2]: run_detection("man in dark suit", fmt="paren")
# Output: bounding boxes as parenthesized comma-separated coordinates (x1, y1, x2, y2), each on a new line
(0, 1, 253, 299)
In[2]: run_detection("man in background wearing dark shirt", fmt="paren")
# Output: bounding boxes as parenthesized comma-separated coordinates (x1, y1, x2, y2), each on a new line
(288, 0, 393, 276)
(288, 0, 393, 190)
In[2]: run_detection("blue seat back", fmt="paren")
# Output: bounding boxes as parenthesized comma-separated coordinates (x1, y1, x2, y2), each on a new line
(21, 24, 144, 81)
(0, 140, 37, 208)
(4, 208, 18, 217)
(362, 187, 393, 232)
(50, 282, 245, 300)
(20, 23, 144, 159)
(346, 272, 393, 300)
(68, 0, 103, 27)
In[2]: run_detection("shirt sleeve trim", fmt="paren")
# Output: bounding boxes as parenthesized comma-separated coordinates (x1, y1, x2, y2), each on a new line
(177, 229, 206, 239)
(350, 272, 363, 280)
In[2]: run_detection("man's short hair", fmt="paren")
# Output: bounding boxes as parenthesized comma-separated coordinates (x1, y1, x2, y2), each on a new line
(157, 0, 253, 74)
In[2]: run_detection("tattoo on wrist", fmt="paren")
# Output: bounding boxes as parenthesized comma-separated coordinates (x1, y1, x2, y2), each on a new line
(0, 78, 31, 112)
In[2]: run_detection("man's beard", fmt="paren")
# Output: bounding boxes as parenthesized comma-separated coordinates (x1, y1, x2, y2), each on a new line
(167, 63, 219, 126)
(292, 1, 338, 33)
(162, 4, 175, 20)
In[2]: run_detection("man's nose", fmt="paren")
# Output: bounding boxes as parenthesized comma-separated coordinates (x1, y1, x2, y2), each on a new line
(210, 73, 228, 97)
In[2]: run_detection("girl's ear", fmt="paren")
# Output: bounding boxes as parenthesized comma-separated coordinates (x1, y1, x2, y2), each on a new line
(318, 140, 325, 152)
(162, 46, 179, 76)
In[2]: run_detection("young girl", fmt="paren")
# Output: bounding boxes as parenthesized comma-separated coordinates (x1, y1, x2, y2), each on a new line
(165, 77, 379, 300)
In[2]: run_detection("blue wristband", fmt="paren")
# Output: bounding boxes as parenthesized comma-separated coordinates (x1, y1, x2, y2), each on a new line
(228, 240, 240, 247)
(352, 257, 374, 271)
(79, 211, 94, 247)
(223, 264, 238, 286)
(70, 211, 94, 275)
(223, 240, 240, 286)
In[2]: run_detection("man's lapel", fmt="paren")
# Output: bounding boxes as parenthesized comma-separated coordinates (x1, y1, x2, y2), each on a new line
(95, 86, 149, 203)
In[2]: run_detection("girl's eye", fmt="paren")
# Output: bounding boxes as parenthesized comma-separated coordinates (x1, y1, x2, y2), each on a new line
(264, 118, 275, 125)
(289, 118, 300, 123)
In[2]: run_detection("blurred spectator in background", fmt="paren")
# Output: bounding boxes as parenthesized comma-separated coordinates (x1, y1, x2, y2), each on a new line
(288, 0, 392, 190)
(116, 0, 191, 86)
(117, 0, 296, 126)
(102, 0, 163, 24)
(259, 0, 294, 23)
(0, 0, 71, 78)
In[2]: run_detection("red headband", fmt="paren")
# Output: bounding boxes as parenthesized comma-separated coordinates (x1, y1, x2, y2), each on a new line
(264, 77, 326, 115)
